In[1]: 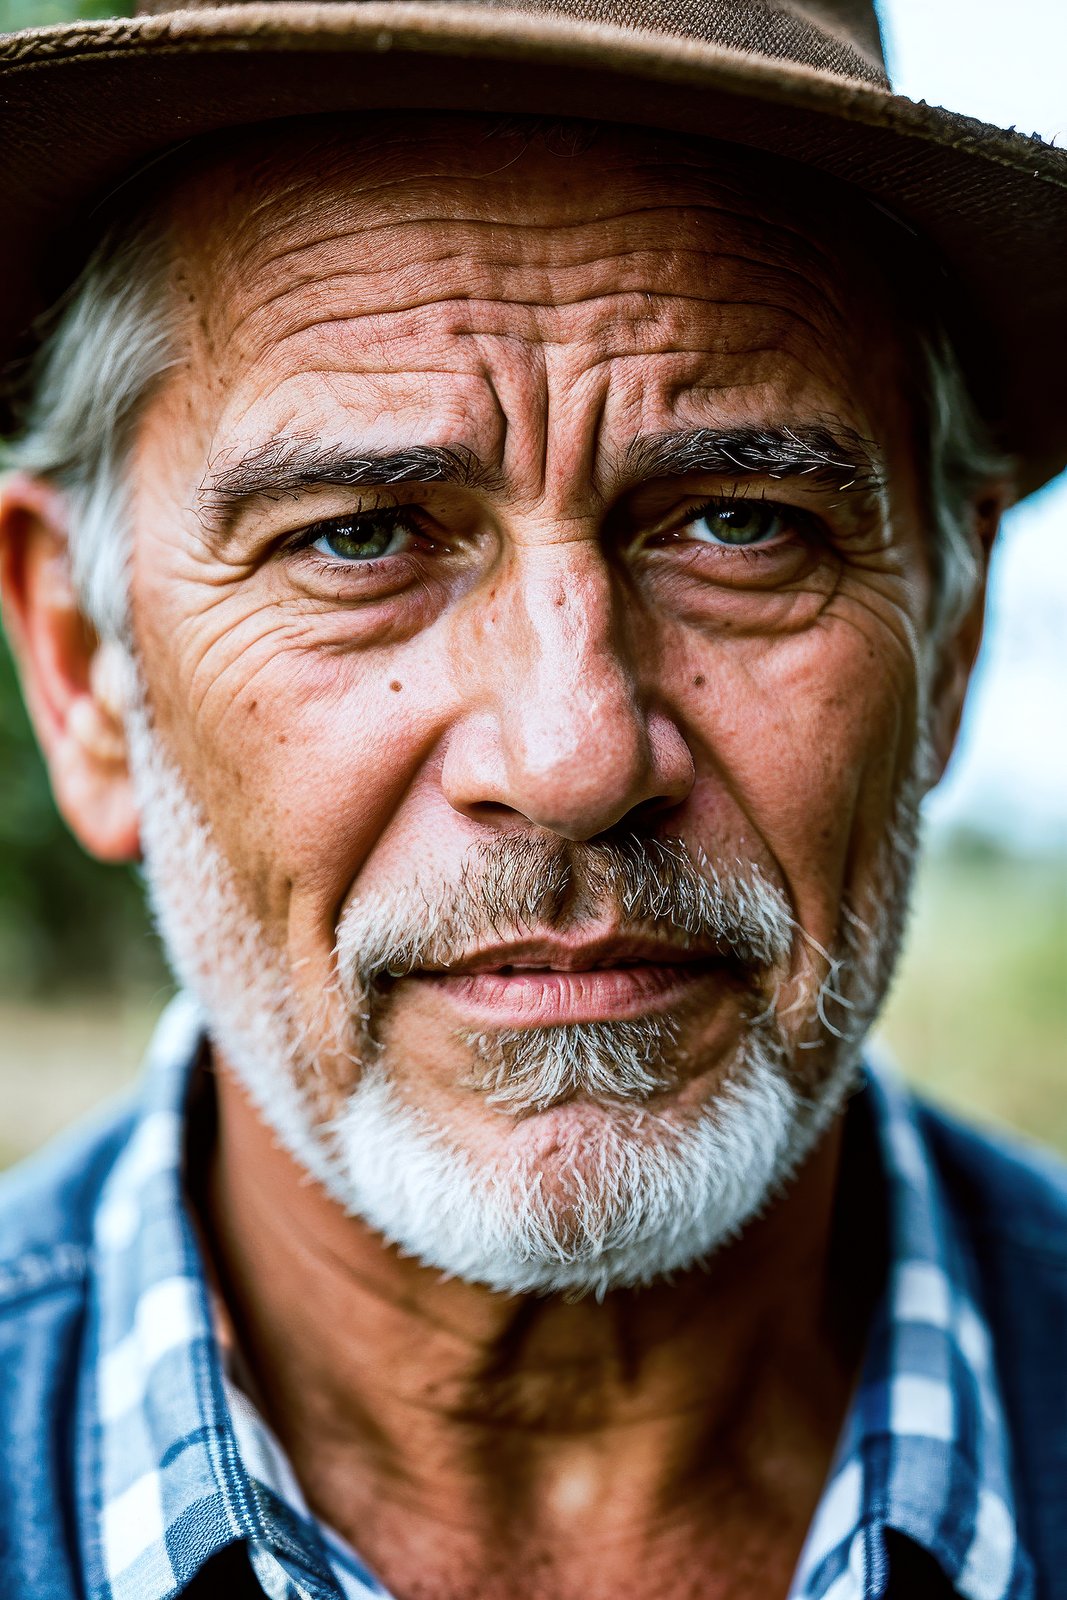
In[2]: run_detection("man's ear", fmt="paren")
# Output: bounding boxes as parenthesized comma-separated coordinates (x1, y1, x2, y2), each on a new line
(926, 484, 1010, 786)
(0, 473, 140, 862)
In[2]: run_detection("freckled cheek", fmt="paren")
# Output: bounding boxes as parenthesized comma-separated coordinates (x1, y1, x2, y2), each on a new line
(685, 627, 921, 950)
(138, 603, 442, 938)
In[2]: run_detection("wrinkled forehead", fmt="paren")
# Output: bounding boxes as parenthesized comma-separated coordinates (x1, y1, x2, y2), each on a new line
(170, 113, 856, 242)
(162, 113, 907, 333)
(143, 114, 918, 480)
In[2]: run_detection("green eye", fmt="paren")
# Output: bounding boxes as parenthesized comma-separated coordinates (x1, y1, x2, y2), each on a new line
(308, 512, 411, 562)
(687, 502, 786, 547)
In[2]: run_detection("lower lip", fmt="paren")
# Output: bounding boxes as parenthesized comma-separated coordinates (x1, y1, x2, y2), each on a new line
(416, 963, 724, 1026)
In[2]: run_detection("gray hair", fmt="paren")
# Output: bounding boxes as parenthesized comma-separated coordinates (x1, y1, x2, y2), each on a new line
(4, 201, 1008, 645)
(920, 321, 1011, 634)
(5, 213, 173, 644)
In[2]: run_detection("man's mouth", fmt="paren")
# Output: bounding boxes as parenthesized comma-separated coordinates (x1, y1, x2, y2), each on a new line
(401, 935, 739, 1027)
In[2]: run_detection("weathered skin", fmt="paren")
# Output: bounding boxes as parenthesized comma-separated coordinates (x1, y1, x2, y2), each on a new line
(0, 117, 996, 1599)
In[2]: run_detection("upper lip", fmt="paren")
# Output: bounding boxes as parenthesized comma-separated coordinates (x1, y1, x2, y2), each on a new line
(415, 934, 726, 976)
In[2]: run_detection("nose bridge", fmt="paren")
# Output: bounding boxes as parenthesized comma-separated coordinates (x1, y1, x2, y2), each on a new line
(521, 543, 631, 749)
(456, 540, 678, 839)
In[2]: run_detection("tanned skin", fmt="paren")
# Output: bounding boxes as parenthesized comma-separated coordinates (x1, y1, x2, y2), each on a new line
(0, 117, 996, 1598)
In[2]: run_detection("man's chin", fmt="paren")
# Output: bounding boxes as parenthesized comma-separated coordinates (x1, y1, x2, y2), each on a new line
(319, 1033, 825, 1299)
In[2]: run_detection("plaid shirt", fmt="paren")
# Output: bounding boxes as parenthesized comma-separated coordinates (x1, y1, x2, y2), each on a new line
(86, 994, 1033, 1600)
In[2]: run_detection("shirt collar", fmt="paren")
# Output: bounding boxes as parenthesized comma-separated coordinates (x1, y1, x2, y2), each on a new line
(80, 994, 344, 1600)
(792, 1064, 1034, 1600)
(78, 997, 1032, 1600)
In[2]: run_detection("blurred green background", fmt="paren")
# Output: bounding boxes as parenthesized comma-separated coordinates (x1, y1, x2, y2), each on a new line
(0, 0, 116, 25)
(0, 0, 1064, 1168)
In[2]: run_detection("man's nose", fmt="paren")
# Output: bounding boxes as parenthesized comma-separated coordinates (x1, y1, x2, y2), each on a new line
(441, 546, 694, 840)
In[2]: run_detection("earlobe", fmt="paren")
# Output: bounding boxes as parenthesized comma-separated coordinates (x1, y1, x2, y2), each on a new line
(52, 640, 142, 862)
(0, 474, 141, 863)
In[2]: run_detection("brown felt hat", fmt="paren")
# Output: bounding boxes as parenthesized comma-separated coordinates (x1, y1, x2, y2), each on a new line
(1, 0, 1065, 496)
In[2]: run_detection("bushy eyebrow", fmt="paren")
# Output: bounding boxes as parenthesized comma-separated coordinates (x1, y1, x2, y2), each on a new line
(197, 420, 883, 543)
(198, 436, 501, 540)
(624, 424, 884, 495)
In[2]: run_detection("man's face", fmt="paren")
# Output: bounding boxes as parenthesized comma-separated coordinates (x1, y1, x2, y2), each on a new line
(120, 117, 941, 1292)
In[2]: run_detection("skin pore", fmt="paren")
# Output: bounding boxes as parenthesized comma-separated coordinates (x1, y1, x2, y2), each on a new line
(0, 117, 996, 1598)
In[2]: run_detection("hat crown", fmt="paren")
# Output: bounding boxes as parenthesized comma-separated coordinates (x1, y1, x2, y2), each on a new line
(132, 0, 887, 85)
(795, 1, 884, 66)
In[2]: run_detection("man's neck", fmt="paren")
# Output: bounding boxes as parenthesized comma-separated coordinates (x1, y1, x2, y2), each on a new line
(197, 1058, 870, 1600)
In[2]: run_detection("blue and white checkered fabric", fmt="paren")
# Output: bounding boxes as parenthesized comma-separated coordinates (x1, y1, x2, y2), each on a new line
(82, 995, 1033, 1599)
(789, 1067, 1033, 1600)
(85, 994, 384, 1600)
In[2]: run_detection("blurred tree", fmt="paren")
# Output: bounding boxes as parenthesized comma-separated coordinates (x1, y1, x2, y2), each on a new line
(0, 0, 125, 26)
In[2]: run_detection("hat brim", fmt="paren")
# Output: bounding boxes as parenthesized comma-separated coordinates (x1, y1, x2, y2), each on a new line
(3, 3, 1065, 496)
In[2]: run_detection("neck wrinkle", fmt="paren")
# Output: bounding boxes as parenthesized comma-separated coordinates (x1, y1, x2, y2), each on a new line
(199, 1047, 857, 1560)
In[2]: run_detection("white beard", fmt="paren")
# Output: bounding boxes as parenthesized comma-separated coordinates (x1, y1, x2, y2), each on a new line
(327, 1022, 811, 1297)
(124, 668, 923, 1298)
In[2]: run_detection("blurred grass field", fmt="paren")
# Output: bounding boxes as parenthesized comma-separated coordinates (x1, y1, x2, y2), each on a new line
(1, 843, 1063, 1170)
(879, 845, 1067, 1148)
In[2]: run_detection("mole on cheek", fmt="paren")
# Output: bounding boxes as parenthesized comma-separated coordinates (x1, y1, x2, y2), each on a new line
(693, 675, 706, 688)
(389, 680, 403, 693)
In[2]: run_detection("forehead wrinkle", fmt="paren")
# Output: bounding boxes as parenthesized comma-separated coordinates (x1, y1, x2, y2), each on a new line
(240, 243, 845, 328)
(214, 314, 867, 473)
(199, 224, 859, 379)
(172, 115, 900, 319)
(233, 300, 848, 398)
(185, 149, 856, 280)
(182, 173, 876, 380)
(222, 244, 852, 356)
(203, 269, 869, 424)
(621, 162, 861, 271)
(167, 137, 908, 497)
(232, 342, 851, 404)
(223, 201, 847, 295)
(238, 298, 848, 394)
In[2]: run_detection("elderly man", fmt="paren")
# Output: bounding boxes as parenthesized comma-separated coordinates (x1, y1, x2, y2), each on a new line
(0, 1, 1065, 1596)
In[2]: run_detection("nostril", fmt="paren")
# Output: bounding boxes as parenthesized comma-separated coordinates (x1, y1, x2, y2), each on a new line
(464, 799, 528, 826)
(627, 793, 686, 827)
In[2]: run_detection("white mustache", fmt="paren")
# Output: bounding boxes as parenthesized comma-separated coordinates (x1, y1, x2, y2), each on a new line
(333, 834, 793, 1006)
